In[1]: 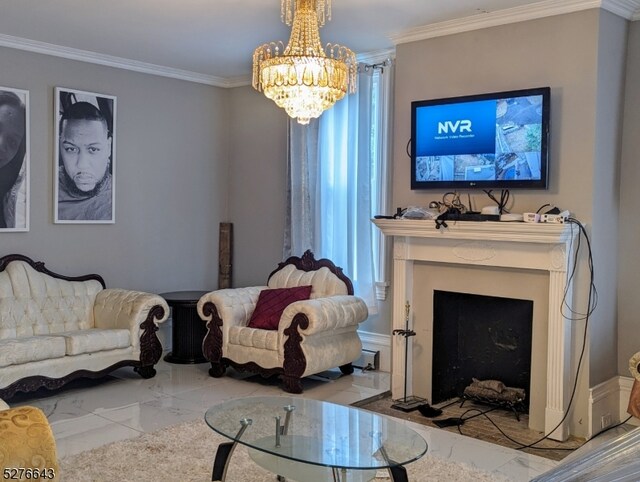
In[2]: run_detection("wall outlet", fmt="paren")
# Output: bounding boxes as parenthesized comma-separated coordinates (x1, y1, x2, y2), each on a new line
(601, 413, 612, 429)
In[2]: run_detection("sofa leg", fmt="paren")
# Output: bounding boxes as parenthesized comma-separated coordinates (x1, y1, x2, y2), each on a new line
(282, 375, 303, 394)
(209, 362, 226, 378)
(135, 365, 157, 379)
(339, 363, 354, 375)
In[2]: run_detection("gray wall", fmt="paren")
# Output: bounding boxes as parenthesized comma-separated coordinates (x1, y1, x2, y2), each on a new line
(394, 10, 601, 217)
(618, 20, 640, 374)
(0, 46, 229, 294)
(590, 11, 627, 384)
(227, 86, 288, 287)
(392, 9, 630, 435)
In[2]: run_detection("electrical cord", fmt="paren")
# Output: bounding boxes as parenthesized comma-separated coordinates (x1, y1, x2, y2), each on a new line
(449, 218, 599, 451)
(589, 415, 633, 440)
(455, 407, 498, 430)
(441, 192, 468, 212)
(431, 192, 467, 229)
(456, 408, 578, 452)
(483, 189, 511, 213)
(561, 219, 598, 321)
(536, 203, 551, 214)
(511, 218, 595, 450)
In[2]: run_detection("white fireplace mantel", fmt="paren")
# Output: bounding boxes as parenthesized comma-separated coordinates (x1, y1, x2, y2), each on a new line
(373, 218, 579, 441)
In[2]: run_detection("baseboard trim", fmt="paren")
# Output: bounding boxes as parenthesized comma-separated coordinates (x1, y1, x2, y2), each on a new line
(588, 376, 621, 438)
(358, 331, 391, 372)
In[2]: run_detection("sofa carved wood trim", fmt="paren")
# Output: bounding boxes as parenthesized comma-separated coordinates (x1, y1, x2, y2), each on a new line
(1, 360, 139, 399)
(0, 254, 168, 399)
(0, 253, 106, 288)
(200, 250, 365, 393)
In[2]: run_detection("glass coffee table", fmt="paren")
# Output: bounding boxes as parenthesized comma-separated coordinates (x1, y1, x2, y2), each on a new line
(205, 396, 427, 482)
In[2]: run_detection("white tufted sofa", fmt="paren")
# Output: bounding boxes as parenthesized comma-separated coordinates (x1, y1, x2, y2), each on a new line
(0, 254, 169, 400)
(198, 251, 368, 393)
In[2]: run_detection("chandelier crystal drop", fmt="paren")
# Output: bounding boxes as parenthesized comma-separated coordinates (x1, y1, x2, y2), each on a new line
(252, 0, 357, 125)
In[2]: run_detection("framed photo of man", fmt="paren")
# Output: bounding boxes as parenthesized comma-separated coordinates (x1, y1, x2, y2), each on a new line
(54, 87, 116, 224)
(0, 86, 29, 232)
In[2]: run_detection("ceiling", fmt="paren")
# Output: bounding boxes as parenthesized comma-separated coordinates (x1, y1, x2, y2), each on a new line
(0, 0, 638, 86)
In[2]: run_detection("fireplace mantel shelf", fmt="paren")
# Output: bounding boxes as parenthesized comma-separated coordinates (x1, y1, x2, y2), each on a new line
(372, 218, 575, 244)
(373, 217, 579, 441)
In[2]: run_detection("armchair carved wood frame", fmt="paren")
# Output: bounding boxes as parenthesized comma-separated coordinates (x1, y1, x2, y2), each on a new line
(198, 251, 368, 394)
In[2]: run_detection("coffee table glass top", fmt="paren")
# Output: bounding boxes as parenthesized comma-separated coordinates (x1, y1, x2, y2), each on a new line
(204, 396, 427, 470)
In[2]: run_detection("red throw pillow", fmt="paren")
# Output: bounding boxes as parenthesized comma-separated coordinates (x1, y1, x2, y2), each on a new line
(247, 285, 313, 330)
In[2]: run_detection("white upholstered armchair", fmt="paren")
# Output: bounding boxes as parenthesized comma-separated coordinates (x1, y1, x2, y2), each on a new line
(197, 251, 368, 393)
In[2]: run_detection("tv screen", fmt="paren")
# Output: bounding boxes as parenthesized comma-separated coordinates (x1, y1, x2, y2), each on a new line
(411, 87, 550, 190)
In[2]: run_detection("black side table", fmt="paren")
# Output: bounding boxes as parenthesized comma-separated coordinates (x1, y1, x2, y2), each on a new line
(160, 291, 209, 364)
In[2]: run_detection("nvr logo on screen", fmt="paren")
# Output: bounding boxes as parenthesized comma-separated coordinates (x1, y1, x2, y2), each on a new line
(437, 120, 472, 134)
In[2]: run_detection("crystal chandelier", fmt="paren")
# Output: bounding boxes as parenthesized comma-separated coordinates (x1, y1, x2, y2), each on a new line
(252, 0, 357, 125)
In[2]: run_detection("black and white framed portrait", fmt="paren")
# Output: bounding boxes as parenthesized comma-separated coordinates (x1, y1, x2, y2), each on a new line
(0, 86, 29, 232)
(54, 87, 116, 224)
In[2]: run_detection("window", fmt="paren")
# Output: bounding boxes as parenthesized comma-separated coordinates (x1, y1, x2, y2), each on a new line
(285, 58, 394, 310)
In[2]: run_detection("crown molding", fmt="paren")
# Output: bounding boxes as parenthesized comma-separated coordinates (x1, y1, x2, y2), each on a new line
(0, 33, 228, 87)
(357, 48, 396, 65)
(602, 0, 640, 18)
(0, 31, 396, 89)
(391, 0, 639, 45)
(222, 75, 252, 88)
(0, 0, 636, 87)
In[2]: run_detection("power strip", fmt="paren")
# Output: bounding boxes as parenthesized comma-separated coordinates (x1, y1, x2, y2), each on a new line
(542, 214, 565, 223)
(524, 210, 570, 223)
(543, 210, 570, 223)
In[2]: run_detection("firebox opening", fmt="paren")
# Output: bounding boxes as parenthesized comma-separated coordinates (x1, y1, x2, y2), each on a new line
(432, 290, 533, 411)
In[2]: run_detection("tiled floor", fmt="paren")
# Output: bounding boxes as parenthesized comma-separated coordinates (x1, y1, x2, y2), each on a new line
(9, 360, 563, 480)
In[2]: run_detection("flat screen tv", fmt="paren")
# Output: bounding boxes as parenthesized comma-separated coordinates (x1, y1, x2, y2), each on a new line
(411, 87, 550, 190)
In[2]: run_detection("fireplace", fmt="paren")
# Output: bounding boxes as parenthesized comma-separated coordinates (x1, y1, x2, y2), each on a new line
(432, 290, 533, 408)
(412, 262, 548, 430)
(373, 219, 578, 441)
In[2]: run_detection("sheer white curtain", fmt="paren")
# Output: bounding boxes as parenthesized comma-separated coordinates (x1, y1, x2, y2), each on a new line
(284, 61, 394, 313)
(283, 118, 319, 257)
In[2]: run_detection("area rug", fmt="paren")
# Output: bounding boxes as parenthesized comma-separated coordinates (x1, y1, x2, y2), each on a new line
(59, 418, 510, 482)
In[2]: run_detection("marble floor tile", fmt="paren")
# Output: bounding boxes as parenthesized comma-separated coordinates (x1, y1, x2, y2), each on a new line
(50, 412, 143, 458)
(111, 362, 217, 396)
(12, 395, 93, 423)
(92, 395, 207, 433)
(41, 378, 167, 414)
(403, 420, 558, 479)
(6, 357, 565, 480)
